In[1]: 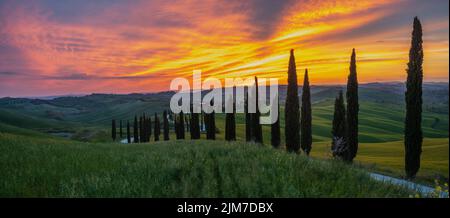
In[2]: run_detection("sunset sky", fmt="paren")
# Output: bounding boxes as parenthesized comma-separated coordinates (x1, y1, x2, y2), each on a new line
(0, 0, 448, 97)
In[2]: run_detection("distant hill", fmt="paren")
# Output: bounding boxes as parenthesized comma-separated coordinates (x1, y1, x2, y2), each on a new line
(0, 82, 447, 143)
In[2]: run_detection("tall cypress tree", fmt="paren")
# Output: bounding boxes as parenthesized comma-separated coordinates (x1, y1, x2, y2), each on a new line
(210, 111, 216, 140)
(154, 113, 160, 141)
(200, 112, 204, 132)
(111, 119, 116, 141)
(149, 117, 153, 142)
(252, 77, 263, 144)
(225, 96, 236, 141)
(332, 90, 346, 157)
(190, 111, 200, 139)
(346, 48, 359, 162)
(119, 120, 123, 138)
(245, 89, 252, 142)
(300, 69, 312, 155)
(185, 115, 190, 132)
(271, 94, 280, 148)
(139, 116, 143, 142)
(204, 113, 210, 139)
(206, 111, 216, 140)
(163, 110, 170, 141)
(179, 111, 185, 139)
(174, 114, 180, 139)
(133, 115, 139, 143)
(285, 49, 300, 153)
(126, 120, 131, 143)
(142, 114, 146, 142)
(405, 17, 423, 179)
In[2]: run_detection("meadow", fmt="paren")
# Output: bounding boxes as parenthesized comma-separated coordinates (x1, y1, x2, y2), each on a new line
(0, 132, 412, 197)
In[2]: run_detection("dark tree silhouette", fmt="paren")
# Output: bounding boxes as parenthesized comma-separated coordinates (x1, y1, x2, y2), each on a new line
(154, 113, 160, 141)
(163, 110, 170, 141)
(133, 115, 139, 143)
(285, 49, 300, 153)
(405, 17, 423, 179)
(300, 69, 312, 155)
(185, 115, 190, 132)
(148, 117, 152, 142)
(200, 112, 205, 133)
(142, 114, 146, 142)
(206, 111, 216, 140)
(245, 89, 252, 142)
(111, 119, 116, 141)
(139, 116, 143, 142)
(174, 114, 180, 139)
(190, 107, 200, 139)
(225, 96, 236, 141)
(119, 120, 123, 138)
(271, 94, 280, 148)
(252, 77, 263, 144)
(332, 90, 346, 157)
(179, 111, 185, 139)
(346, 48, 359, 162)
(126, 120, 131, 143)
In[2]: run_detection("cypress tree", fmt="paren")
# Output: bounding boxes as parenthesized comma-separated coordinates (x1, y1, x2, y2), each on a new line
(346, 48, 359, 162)
(405, 17, 423, 179)
(143, 114, 148, 142)
(179, 111, 185, 139)
(285, 49, 300, 153)
(174, 114, 180, 139)
(190, 110, 200, 140)
(206, 112, 216, 140)
(127, 120, 131, 143)
(163, 110, 170, 141)
(142, 114, 146, 142)
(332, 91, 346, 157)
(119, 120, 123, 138)
(185, 115, 190, 132)
(225, 96, 236, 141)
(139, 116, 143, 143)
(210, 111, 216, 140)
(149, 117, 152, 141)
(300, 69, 312, 155)
(200, 112, 205, 132)
(204, 113, 210, 139)
(252, 77, 263, 143)
(245, 89, 252, 142)
(133, 115, 139, 143)
(154, 113, 160, 141)
(111, 119, 116, 141)
(271, 94, 280, 148)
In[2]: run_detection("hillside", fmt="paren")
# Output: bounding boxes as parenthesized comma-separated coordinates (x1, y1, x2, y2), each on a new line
(0, 132, 412, 197)
(0, 83, 448, 143)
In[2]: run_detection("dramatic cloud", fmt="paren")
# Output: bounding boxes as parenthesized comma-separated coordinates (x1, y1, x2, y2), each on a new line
(0, 0, 448, 97)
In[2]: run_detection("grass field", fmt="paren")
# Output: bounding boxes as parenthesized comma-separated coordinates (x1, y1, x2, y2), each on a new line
(0, 132, 412, 197)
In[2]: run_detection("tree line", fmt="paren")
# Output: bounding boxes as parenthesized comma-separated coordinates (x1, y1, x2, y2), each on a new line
(111, 17, 423, 179)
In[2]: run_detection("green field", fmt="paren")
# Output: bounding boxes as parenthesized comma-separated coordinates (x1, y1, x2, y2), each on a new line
(0, 132, 412, 197)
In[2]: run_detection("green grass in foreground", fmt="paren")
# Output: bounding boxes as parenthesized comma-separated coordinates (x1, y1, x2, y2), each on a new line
(0, 132, 412, 197)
